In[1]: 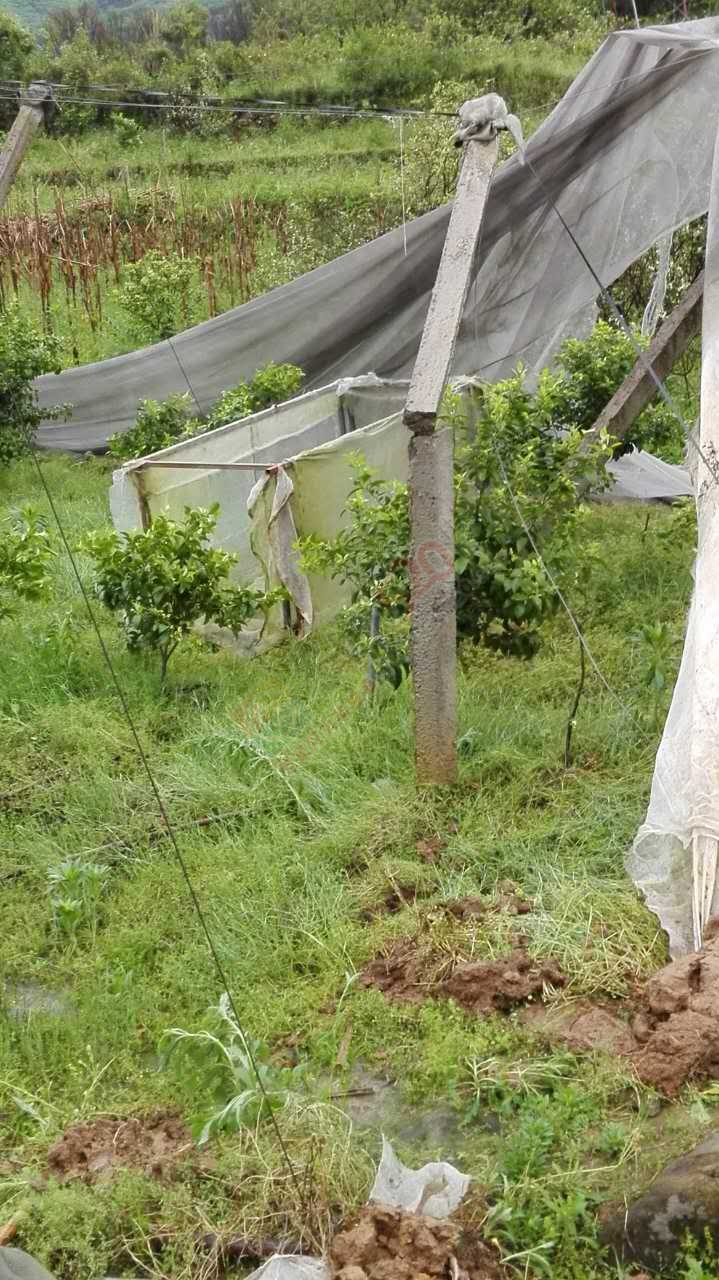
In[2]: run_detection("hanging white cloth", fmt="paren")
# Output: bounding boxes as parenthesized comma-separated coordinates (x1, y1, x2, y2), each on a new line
(628, 82, 719, 955)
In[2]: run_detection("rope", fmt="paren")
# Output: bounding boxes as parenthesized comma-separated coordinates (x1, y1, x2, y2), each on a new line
(29, 449, 307, 1210)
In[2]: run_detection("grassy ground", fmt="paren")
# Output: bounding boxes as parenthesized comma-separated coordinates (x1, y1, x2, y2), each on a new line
(0, 453, 715, 1279)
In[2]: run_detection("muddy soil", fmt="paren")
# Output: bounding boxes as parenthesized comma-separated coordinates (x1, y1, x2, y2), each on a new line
(359, 939, 565, 1014)
(631, 936, 719, 1095)
(46, 1111, 192, 1183)
(524, 934, 719, 1096)
(330, 1204, 501, 1280)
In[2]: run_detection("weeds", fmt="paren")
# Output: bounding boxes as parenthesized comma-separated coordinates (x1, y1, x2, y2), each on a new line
(47, 857, 107, 942)
(161, 992, 311, 1143)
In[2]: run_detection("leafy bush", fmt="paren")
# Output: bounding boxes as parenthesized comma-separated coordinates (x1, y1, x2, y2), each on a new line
(205, 362, 304, 430)
(107, 394, 196, 462)
(108, 365, 304, 461)
(0, 305, 65, 465)
(112, 112, 143, 147)
(83, 504, 278, 684)
(554, 320, 684, 460)
(0, 508, 54, 621)
(161, 991, 308, 1143)
(116, 250, 199, 344)
(301, 375, 611, 682)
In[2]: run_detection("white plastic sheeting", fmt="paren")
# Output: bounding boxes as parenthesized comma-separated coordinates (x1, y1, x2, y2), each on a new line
(628, 82, 719, 956)
(369, 1137, 471, 1218)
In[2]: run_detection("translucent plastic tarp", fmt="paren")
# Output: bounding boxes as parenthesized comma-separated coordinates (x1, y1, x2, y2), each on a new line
(628, 102, 719, 955)
(36, 18, 719, 451)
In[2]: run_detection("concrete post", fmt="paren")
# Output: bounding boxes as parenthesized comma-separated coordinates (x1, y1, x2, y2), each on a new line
(403, 133, 498, 785)
(0, 83, 53, 211)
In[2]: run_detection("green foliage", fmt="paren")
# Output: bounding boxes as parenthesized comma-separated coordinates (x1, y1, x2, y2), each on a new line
(555, 319, 685, 461)
(107, 393, 195, 461)
(161, 991, 308, 1143)
(301, 373, 611, 682)
(0, 9, 32, 79)
(107, 364, 304, 462)
(633, 620, 675, 730)
(82, 504, 275, 683)
(205, 362, 304, 430)
(0, 304, 65, 464)
(159, 0, 208, 54)
(0, 506, 54, 621)
(116, 249, 199, 344)
(112, 112, 142, 147)
(47, 857, 107, 942)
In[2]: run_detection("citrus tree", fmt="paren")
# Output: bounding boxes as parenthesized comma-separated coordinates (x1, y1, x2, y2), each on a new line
(83, 504, 279, 685)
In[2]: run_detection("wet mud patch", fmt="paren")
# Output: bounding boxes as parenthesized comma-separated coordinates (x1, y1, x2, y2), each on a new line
(46, 1111, 193, 1183)
(523, 934, 719, 1096)
(330, 1204, 502, 1279)
(359, 937, 565, 1014)
(630, 935, 719, 1095)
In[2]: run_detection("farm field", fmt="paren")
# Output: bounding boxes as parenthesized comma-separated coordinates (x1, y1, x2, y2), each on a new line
(0, 453, 714, 1279)
(4, 3, 719, 1277)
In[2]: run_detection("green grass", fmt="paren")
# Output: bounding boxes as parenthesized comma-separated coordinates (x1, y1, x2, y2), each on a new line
(0, 453, 713, 1278)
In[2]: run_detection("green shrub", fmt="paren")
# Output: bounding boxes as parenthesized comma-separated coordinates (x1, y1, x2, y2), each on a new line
(301, 374, 611, 682)
(554, 319, 685, 460)
(116, 250, 200, 344)
(206, 362, 304, 430)
(0, 507, 54, 621)
(83, 504, 278, 684)
(0, 305, 65, 465)
(107, 394, 195, 462)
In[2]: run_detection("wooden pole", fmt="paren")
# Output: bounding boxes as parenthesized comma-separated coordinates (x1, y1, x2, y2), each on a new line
(403, 134, 498, 785)
(588, 270, 704, 445)
(0, 83, 53, 211)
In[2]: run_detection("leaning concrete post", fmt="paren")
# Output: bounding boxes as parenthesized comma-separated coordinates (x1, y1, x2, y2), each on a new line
(403, 97, 505, 785)
(0, 83, 53, 211)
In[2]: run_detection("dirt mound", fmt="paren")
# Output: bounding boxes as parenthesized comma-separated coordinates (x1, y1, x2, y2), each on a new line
(522, 1000, 638, 1057)
(521, 936, 719, 1096)
(46, 1111, 192, 1183)
(631, 938, 719, 1095)
(439, 951, 565, 1014)
(359, 939, 564, 1014)
(359, 940, 452, 1004)
(443, 890, 532, 922)
(330, 1204, 501, 1280)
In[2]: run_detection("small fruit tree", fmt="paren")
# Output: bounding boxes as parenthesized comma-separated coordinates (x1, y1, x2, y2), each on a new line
(83, 504, 278, 685)
(300, 369, 612, 685)
(0, 305, 66, 466)
(0, 508, 54, 621)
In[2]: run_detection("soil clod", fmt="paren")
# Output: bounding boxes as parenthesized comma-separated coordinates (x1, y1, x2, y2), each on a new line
(330, 1204, 501, 1280)
(359, 939, 565, 1014)
(46, 1111, 192, 1183)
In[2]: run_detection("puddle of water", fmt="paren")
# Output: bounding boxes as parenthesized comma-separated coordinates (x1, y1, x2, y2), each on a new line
(3, 981, 73, 1020)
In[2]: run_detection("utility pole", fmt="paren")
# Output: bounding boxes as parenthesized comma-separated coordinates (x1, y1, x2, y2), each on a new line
(0, 82, 54, 211)
(403, 108, 500, 785)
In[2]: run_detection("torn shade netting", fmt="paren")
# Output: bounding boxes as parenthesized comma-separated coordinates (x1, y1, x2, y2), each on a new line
(35, 17, 719, 451)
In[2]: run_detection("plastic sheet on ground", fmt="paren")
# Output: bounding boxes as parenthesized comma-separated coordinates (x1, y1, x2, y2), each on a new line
(0, 1249, 55, 1280)
(369, 1136, 471, 1218)
(245, 1258, 329, 1280)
